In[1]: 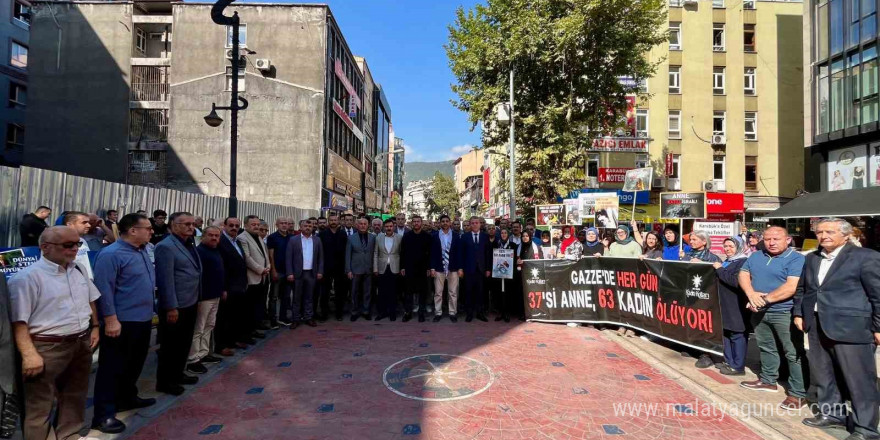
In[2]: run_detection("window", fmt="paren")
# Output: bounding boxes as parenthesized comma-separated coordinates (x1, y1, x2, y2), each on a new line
(10, 42, 26, 68)
(745, 156, 758, 191)
(863, 45, 879, 123)
(848, 52, 861, 127)
(226, 24, 247, 48)
(638, 77, 648, 94)
(670, 154, 681, 178)
(8, 83, 25, 107)
(225, 66, 245, 92)
(831, 58, 845, 131)
(831, 0, 843, 55)
(744, 25, 756, 52)
(818, 1, 829, 59)
(713, 156, 726, 181)
(713, 67, 725, 94)
(636, 109, 649, 138)
(635, 154, 650, 169)
(669, 23, 681, 50)
(850, 0, 861, 47)
(743, 0, 755, 9)
(713, 111, 726, 136)
(669, 66, 681, 93)
(818, 63, 830, 133)
(135, 28, 146, 55)
(863, 0, 877, 43)
(669, 0, 682, 6)
(668, 110, 682, 139)
(587, 154, 599, 178)
(713, 0, 724, 7)
(744, 68, 756, 95)
(713, 24, 725, 51)
(745, 112, 757, 140)
(6, 124, 23, 149)
(13, 2, 29, 26)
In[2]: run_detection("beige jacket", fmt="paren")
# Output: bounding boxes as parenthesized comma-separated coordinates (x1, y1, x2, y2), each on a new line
(373, 233, 402, 274)
(237, 231, 270, 285)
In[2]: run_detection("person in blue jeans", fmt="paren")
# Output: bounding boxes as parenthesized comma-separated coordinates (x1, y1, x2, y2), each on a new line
(738, 226, 808, 410)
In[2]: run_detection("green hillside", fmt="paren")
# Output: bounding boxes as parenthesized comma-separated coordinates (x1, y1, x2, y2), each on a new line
(405, 160, 455, 185)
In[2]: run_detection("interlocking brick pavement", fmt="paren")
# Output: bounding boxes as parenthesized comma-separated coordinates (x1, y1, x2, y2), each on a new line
(122, 321, 764, 440)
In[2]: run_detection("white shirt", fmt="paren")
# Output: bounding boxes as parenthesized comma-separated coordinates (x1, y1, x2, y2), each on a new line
(815, 245, 845, 312)
(396, 227, 407, 235)
(471, 232, 480, 244)
(301, 234, 314, 271)
(223, 232, 243, 256)
(8, 257, 100, 336)
(75, 237, 94, 280)
(384, 235, 394, 270)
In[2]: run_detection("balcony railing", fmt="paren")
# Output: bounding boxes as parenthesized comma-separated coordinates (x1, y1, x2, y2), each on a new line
(129, 109, 168, 142)
(131, 66, 169, 101)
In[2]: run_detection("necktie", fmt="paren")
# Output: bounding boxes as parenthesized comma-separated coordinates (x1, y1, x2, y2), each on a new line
(442, 237, 450, 272)
(474, 233, 478, 244)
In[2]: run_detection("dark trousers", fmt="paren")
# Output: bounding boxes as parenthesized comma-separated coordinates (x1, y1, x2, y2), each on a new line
(404, 272, 428, 314)
(378, 267, 399, 318)
(269, 278, 291, 324)
(156, 304, 197, 386)
(351, 273, 372, 316)
(496, 277, 513, 317)
(321, 272, 348, 318)
(293, 270, 316, 321)
(463, 271, 486, 316)
(808, 315, 880, 436)
(722, 330, 749, 372)
(248, 280, 269, 330)
(93, 320, 152, 421)
(214, 290, 247, 349)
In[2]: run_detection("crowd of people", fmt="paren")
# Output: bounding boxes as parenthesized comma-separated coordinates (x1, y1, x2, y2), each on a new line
(2, 206, 879, 440)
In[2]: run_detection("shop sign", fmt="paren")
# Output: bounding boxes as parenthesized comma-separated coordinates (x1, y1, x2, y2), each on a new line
(706, 192, 744, 214)
(334, 59, 361, 108)
(589, 138, 648, 153)
(598, 167, 632, 183)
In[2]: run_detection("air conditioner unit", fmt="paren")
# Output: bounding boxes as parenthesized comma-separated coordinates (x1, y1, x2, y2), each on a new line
(702, 180, 717, 191)
(711, 134, 726, 145)
(712, 180, 726, 191)
(225, 49, 234, 60)
(255, 58, 272, 71)
(652, 177, 665, 188)
(683, 0, 698, 4)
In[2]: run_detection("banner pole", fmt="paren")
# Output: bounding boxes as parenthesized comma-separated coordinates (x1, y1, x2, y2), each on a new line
(632, 192, 638, 221)
(679, 220, 684, 259)
(502, 278, 505, 293)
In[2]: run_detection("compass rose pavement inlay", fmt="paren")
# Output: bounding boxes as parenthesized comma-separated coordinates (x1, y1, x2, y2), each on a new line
(382, 354, 495, 402)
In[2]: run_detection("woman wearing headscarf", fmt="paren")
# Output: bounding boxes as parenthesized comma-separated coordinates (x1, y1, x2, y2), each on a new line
(576, 229, 587, 246)
(558, 226, 583, 260)
(582, 227, 604, 256)
(746, 231, 763, 254)
(493, 228, 517, 322)
(661, 226, 691, 261)
(606, 225, 642, 257)
(710, 236, 751, 375)
(539, 230, 555, 259)
(515, 231, 543, 321)
(684, 230, 722, 263)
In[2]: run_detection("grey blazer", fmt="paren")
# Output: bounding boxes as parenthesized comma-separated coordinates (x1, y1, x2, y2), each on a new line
(345, 233, 375, 275)
(373, 233, 403, 274)
(286, 234, 324, 278)
(155, 235, 202, 310)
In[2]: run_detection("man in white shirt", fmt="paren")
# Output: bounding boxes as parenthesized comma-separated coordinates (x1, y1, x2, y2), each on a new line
(9, 226, 101, 440)
(395, 212, 410, 236)
(286, 222, 324, 328)
(63, 211, 95, 279)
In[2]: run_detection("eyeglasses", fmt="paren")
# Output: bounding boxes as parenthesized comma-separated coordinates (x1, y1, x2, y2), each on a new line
(45, 241, 83, 249)
(131, 226, 153, 231)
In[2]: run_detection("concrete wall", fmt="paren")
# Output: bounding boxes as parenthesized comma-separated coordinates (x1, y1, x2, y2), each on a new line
(26, 2, 132, 181)
(167, 4, 327, 209)
(0, 0, 29, 166)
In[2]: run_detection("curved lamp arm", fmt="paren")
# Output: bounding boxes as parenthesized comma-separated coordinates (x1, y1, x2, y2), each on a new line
(211, 0, 237, 26)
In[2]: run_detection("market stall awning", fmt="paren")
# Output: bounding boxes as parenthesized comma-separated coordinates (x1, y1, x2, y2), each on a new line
(766, 187, 880, 219)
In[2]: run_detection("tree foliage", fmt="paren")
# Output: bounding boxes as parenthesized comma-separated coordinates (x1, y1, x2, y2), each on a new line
(446, 0, 667, 205)
(425, 172, 461, 218)
(389, 192, 402, 215)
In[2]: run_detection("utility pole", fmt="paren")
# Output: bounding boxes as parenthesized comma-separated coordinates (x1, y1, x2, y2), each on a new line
(508, 68, 516, 221)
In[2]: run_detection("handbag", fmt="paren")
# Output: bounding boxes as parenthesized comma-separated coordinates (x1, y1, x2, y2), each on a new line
(0, 392, 20, 439)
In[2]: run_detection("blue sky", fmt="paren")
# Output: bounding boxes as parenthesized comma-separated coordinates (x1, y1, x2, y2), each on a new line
(240, 0, 484, 162)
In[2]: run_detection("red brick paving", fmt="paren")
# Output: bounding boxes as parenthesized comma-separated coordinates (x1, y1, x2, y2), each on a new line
(127, 321, 762, 440)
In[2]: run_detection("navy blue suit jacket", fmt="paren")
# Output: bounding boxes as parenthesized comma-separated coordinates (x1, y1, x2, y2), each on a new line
(430, 229, 462, 273)
(459, 231, 492, 275)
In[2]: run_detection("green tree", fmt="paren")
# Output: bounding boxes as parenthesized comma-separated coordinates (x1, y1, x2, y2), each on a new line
(389, 192, 403, 215)
(425, 172, 461, 218)
(446, 0, 667, 204)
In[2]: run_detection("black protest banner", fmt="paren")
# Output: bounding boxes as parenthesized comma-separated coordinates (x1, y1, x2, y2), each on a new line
(521, 257, 723, 355)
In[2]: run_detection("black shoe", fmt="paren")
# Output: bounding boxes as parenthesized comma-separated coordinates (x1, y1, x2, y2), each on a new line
(390, 315, 397, 321)
(318, 314, 328, 322)
(494, 315, 503, 321)
(694, 354, 714, 369)
(351, 314, 359, 322)
(363, 314, 372, 321)
(278, 319, 292, 326)
(402, 313, 412, 323)
(476, 314, 488, 322)
(465, 315, 473, 323)
(156, 384, 185, 396)
(802, 415, 846, 429)
(186, 362, 207, 375)
(179, 374, 199, 385)
(503, 316, 510, 323)
(450, 316, 458, 323)
(375, 314, 386, 321)
(433, 316, 442, 322)
(201, 355, 223, 364)
(243, 338, 257, 345)
(418, 313, 426, 323)
(252, 331, 266, 339)
(306, 320, 317, 327)
(257, 324, 271, 331)
(336, 315, 344, 321)
(115, 396, 156, 412)
(269, 322, 280, 330)
(718, 364, 745, 376)
(91, 417, 126, 434)
(290, 322, 300, 330)
(518, 316, 526, 321)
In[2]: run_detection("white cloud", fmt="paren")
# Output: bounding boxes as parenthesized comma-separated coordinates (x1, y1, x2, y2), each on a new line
(444, 144, 476, 160)
(402, 144, 424, 162)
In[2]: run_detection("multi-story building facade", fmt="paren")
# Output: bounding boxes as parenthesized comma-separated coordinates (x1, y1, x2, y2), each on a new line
(374, 85, 392, 210)
(25, 1, 388, 212)
(391, 136, 405, 196)
(0, 0, 29, 166)
(453, 148, 482, 216)
(355, 56, 379, 212)
(592, 0, 805, 221)
(404, 178, 430, 219)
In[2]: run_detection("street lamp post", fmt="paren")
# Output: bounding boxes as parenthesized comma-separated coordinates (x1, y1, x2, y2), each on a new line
(205, 0, 248, 218)
(508, 68, 516, 221)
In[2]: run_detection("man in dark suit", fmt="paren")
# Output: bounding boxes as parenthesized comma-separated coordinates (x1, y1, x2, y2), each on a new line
(216, 217, 250, 353)
(459, 216, 492, 322)
(345, 217, 375, 321)
(795, 218, 880, 440)
(318, 214, 348, 321)
(286, 222, 324, 328)
(154, 212, 202, 396)
(401, 215, 432, 322)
